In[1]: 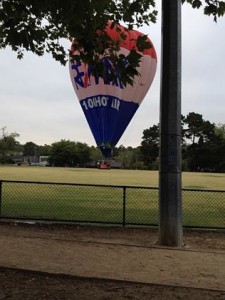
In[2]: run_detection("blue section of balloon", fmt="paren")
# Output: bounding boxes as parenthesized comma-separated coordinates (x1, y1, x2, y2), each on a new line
(80, 95, 139, 152)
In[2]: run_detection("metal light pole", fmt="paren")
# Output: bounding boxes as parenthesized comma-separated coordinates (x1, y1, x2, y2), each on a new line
(159, 0, 182, 246)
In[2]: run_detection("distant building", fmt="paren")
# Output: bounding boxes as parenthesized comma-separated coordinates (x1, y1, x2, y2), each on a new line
(39, 156, 50, 166)
(9, 155, 50, 166)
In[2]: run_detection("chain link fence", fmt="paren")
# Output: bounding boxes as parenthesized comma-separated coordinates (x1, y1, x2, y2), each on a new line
(0, 180, 225, 228)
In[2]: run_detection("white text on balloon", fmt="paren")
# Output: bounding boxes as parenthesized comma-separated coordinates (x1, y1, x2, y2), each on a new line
(81, 96, 120, 112)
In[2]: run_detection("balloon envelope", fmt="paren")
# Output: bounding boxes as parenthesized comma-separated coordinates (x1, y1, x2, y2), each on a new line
(69, 23, 157, 158)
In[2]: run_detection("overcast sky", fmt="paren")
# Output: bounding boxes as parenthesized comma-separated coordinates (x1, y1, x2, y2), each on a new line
(0, 2, 225, 147)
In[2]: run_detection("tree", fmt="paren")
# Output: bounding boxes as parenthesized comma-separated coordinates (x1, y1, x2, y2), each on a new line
(39, 144, 52, 156)
(215, 123, 225, 139)
(142, 114, 225, 173)
(182, 0, 225, 20)
(23, 141, 39, 156)
(201, 124, 225, 172)
(183, 112, 217, 171)
(118, 146, 138, 169)
(49, 140, 77, 167)
(183, 112, 215, 144)
(48, 140, 91, 167)
(140, 124, 159, 168)
(0, 0, 157, 85)
(76, 142, 92, 165)
(213, 127, 225, 172)
(112, 145, 144, 169)
(0, 126, 20, 164)
(1, 1, 224, 85)
(89, 146, 103, 162)
(180, 114, 225, 172)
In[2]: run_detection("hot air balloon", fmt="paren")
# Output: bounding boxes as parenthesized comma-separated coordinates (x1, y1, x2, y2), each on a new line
(69, 22, 157, 159)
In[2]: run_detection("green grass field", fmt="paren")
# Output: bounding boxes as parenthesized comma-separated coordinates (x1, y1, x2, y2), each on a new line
(0, 166, 225, 228)
(0, 165, 225, 189)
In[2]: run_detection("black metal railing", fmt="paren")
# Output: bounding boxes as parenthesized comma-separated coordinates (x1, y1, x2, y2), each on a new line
(0, 180, 225, 229)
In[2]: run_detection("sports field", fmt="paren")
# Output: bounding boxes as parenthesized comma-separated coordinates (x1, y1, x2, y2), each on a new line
(0, 166, 225, 228)
(0, 165, 225, 189)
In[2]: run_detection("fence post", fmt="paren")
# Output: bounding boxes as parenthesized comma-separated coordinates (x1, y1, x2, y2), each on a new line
(0, 180, 2, 218)
(122, 186, 126, 227)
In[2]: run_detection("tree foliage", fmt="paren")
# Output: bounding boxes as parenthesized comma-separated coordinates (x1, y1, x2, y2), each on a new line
(182, 113, 225, 172)
(23, 141, 38, 156)
(0, 0, 157, 85)
(1, 112, 225, 171)
(48, 139, 91, 167)
(182, 0, 225, 20)
(141, 113, 225, 172)
(215, 123, 225, 139)
(140, 124, 159, 168)
(114, 145, 142, 169)
(1, 0, 225, 85)
(0, 126, 20, 164)
(183, 112, 215, 144)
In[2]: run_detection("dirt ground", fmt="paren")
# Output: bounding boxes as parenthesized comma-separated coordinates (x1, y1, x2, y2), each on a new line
(0, 222, 225, 299)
